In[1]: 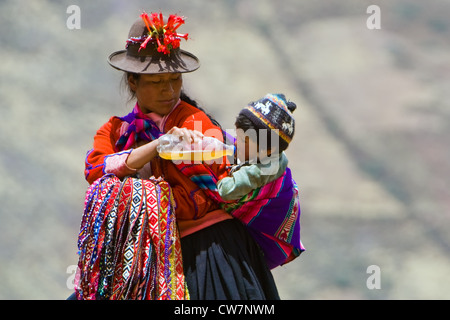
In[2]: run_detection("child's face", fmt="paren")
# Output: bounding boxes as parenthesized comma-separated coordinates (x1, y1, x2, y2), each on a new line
(235, 130, 259, 163)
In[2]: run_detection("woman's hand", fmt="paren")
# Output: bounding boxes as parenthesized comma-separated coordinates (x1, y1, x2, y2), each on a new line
(126, 128, 203, 170)
(166, 126, 204, 144)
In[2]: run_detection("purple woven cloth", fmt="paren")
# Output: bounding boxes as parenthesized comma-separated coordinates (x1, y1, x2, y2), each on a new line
(220, 167, 304, 269)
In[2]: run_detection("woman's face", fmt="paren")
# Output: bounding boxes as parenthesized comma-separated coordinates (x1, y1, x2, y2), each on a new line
(129, 73, 183, 116)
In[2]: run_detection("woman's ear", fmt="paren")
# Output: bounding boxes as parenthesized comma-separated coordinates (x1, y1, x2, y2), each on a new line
(128, 74, 137, 93)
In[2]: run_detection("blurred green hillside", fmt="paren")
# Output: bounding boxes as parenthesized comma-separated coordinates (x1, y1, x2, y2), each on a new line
(1, 0, 449, 299)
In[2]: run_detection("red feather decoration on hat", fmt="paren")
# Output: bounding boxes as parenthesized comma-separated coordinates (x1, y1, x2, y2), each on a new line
(139, 11, 189, 55)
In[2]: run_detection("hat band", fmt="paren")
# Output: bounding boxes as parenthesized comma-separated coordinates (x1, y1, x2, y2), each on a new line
(126, 36, 158, 56)
(126, 42, 178, 58)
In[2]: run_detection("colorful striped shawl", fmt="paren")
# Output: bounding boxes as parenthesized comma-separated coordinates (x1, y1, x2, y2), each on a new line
(115, 104, 163, 152)
(220, 167, 305, 269)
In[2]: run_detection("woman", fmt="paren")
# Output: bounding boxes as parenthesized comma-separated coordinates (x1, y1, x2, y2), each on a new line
(74, 12, 279, 300)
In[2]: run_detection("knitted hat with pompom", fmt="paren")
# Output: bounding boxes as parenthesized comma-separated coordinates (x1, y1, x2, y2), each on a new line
(239, 93, 296, 151)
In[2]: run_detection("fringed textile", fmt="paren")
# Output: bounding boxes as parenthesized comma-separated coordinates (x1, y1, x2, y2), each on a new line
(75, 174, 189, 300)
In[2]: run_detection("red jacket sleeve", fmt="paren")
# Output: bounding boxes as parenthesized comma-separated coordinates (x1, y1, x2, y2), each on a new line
(84, 117, 136, 184)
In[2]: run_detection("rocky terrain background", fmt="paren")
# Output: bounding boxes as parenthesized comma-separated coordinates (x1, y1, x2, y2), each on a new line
(1, 0, 449, 299)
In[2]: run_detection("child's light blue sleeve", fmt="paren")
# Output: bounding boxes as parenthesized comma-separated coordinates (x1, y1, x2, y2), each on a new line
(217, 164, 266, 201)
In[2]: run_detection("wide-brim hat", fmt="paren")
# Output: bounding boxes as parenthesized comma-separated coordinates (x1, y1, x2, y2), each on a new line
(108, 16, 200, 74)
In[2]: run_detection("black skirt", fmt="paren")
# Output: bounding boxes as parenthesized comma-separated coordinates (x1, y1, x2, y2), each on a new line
(180, 218, 280, 300)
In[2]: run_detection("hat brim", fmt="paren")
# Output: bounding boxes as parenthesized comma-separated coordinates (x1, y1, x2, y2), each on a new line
(108, 49, 200, 74)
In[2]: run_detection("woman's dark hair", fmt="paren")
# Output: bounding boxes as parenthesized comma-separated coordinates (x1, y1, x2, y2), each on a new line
(123, 72, 224, 138)
(179, 91, 223, 132)
(122, 72, 139, 101)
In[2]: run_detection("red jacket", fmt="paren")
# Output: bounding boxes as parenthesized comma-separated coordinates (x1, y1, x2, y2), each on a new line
(85, 101, 230, 223)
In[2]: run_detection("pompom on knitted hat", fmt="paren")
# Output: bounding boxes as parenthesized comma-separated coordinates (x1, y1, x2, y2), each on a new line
(239, 93, 296, 151)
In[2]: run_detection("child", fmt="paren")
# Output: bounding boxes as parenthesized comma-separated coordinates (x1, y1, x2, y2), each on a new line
(156, 93, 303, 270)
(217, 93, 297, 201)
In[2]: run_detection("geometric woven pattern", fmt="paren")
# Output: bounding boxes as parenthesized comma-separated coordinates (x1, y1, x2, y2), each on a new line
(74, 174, 189, 300)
